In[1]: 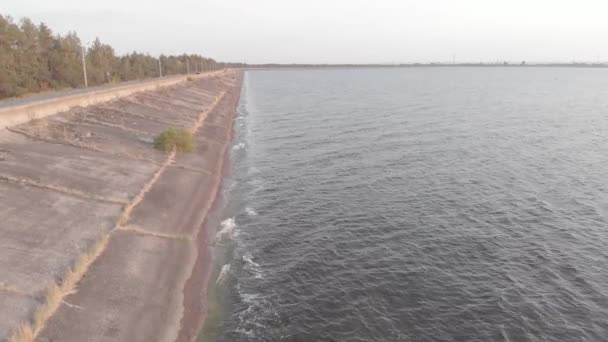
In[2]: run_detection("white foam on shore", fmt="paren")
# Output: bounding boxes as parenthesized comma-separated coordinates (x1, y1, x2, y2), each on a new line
(245, 207, 258, 216)
(232, 142, 245, 151)
(243, 252, 261, 268)
(242, 251, 263, 279)
(216, 264, 231, 285)
(215, 217, 236, 242)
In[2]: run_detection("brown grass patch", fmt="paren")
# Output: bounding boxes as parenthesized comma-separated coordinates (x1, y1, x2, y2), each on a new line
(117, 150, 175, 226)
(120, 224, 192, 241)
(190, 92, 225, 133)
(8, 325, 34, 342)
(8, 236, 109, 342)
(28, 116, 49, 136)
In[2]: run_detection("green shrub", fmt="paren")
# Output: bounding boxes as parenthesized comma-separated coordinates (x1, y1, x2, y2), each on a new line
(153, 128, 194, 152)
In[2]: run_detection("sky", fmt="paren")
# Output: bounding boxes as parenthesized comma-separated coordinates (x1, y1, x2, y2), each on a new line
(4, 0, 608, 64)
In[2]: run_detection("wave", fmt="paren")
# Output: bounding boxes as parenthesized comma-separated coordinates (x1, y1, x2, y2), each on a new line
(241, 251, 263, 279)
(245, 207, 258, 216)
(238, 290, 260, 304)
(216, 264, 231, 285)
(233, 281, 275, 339)
(215, 217, 236, 243)
(242, 252, 261, 268)
(232, 142, 246, 151)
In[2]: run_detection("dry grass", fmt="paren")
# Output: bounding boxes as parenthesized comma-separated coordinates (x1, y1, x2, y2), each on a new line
(120, 224, 191, 241)
(28, 116, 49, 136)
(117, 150, 175, 226)
(8, 325, 34, 342)
(190, 92, 225, 134)
(31, 283, 62, 335)
(8, 236, 109, 342)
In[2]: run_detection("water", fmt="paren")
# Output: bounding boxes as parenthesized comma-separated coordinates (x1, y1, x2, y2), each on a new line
(207, 67, 608, 342)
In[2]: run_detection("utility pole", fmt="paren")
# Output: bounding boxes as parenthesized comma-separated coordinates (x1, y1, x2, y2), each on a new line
(158, 58, 162, 78)
(186, 59, 190, 74)
(81, 46, 88, 88)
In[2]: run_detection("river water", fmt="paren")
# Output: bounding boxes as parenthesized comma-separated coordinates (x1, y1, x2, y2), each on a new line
(204, 67, 608, 341)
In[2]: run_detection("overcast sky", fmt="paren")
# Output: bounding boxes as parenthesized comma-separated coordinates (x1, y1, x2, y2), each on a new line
(4, 0, 608, 64)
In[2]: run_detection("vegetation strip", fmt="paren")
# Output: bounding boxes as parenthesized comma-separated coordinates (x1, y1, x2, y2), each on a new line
(190, 93, 225, 133)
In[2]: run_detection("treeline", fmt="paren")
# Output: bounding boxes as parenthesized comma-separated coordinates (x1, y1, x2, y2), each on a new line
(0, 14, 222, 99)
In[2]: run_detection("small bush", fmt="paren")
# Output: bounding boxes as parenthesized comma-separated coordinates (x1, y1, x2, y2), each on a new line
(153, 128, 194, 152)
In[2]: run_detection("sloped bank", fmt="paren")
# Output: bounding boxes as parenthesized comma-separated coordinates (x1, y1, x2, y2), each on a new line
(0, 69, 243, 342)
(0, 71, 223, 128)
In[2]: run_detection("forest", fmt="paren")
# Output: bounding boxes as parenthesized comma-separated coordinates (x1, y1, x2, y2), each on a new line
(0, 14, 222, 99)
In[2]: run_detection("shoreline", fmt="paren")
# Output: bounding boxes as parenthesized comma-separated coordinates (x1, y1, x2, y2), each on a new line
(176, 72, 243, 342)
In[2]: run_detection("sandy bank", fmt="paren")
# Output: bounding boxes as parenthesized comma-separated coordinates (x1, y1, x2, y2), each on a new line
(0, 69, 243, 341)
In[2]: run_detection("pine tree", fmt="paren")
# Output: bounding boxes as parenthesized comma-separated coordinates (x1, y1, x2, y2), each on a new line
(0, 13, 222, 99)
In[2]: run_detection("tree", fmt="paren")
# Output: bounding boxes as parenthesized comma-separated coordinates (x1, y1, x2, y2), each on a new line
(0, 13, 223, 99)
(37, 22, 54, 89)
(0, 15, 21, 97)
(87, 38, 115, 85)
(49, 32, 83, 88)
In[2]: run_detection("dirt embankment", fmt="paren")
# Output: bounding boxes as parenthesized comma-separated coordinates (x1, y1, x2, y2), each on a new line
(0, 69, 243, 342)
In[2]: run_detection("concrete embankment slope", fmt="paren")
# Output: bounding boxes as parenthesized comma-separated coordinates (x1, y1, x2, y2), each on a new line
(0, 72, 222, 128)
(0, 69, 243, 341)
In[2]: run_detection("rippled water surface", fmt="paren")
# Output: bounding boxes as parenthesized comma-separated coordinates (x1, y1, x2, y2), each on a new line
(210, 68, 608, 342)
